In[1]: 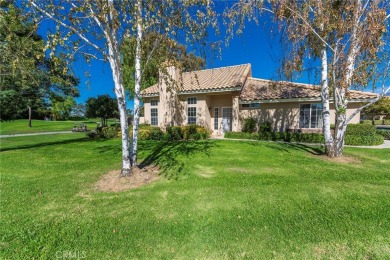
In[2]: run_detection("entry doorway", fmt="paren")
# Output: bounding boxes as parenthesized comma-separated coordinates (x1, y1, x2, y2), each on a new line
(222, 107, 232, 132)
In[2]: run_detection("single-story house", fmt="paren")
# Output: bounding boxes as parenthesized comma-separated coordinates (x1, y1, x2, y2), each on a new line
(140, 63, 378, 134)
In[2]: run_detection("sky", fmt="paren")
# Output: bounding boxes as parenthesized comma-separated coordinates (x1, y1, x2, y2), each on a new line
(35, 3, 389, 110)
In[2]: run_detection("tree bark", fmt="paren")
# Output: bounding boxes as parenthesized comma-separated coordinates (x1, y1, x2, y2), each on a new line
(131, 0, 142, 167)
(28, 105, 32, 127)
(320, 45, 334, 154)
(329, 105, 347, 157)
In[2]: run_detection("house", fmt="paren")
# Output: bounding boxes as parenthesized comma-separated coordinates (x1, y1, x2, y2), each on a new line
(140, 63, 378, 134)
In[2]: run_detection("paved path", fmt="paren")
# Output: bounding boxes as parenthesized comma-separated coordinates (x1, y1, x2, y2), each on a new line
(0, 131, 73, 138)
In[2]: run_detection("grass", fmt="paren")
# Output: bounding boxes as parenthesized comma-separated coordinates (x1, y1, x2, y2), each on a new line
(0, 119, 118, 135)
(1, 135, 390, 259)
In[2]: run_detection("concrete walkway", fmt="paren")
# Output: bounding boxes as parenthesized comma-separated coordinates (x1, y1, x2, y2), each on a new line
(211, 135, 390, 149)
(0, 131, 73, 138)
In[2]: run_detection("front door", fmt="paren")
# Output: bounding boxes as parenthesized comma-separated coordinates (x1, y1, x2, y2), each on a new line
(222, 107, 232, 133)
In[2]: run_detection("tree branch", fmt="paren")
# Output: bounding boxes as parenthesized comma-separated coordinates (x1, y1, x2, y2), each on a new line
(29, 1, 104, 54)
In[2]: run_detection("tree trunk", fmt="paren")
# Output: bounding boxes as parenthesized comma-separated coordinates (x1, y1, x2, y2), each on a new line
(320, 45, 334, 154)
(328, 109, 347, 157)
(28, 105, 32, 128)
(131, 0, 142, 167)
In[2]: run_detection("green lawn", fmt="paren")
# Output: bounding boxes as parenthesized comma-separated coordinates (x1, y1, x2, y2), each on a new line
(1, 135, 389, 259)
(0, 119, 118, 135)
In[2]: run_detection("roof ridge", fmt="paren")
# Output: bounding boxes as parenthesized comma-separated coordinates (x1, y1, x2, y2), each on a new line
(248, 77, 318, 88)
(183, 63, 251, 75)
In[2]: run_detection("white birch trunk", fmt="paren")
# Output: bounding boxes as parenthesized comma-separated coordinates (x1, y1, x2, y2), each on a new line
(131, 0, 142, 166)
(320, 45, 334, 154)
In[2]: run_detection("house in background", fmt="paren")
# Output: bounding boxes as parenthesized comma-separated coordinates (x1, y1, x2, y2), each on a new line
(140, 63, 378, 134)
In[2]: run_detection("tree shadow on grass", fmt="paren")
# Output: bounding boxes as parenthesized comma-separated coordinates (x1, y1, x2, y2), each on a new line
(138, 140, 216, 180)
(247, 140, 324, 155)
(0, 137, 102, 152)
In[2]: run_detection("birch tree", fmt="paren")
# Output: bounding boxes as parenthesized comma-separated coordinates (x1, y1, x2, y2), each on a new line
(28, 0, 217, 175)
(272, 0, 390, 157)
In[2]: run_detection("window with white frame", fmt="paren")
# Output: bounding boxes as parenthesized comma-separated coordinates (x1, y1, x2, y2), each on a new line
(214, 107, 219, 130)
(151, 99, 158, 106)
(188, 107, 196, 124)
(188, 97, 197, 105)
(241, 102, 260, 108)
(299, 104, 323, 128)
(151, 108, 158, 126)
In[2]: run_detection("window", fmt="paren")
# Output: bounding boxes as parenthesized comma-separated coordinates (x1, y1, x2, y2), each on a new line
(214, 107, 219, 130)
(188, 107, 196, 124)
(299, 104, 323, 128)
(151, 99, 158, 106)
(188, 97, 197, 105)
(241, 102, 260, 108)
(151, 108, 158, 126)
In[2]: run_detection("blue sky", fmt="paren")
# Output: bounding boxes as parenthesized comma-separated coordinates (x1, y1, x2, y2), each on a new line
(36, 5, 389, 110)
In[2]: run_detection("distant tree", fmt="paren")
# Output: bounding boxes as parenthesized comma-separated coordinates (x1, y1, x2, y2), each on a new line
(85, 95, 118, 127)
(51, 96, 76, 120)
(121, 32, 205, 95)
(0, 2, 79, 126)
(363, 97, 390, 119)
(71, 103, 86, 118)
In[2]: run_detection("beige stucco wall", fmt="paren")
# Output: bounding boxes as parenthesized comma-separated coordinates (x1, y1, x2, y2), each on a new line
(239, 102, 300, 132)
(143, 95, 364, 132)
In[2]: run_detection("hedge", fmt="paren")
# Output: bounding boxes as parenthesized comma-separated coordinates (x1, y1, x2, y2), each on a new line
(224, 131, 384, 146)
(346, 124, 376, 135)
(377, 130, 390, 140)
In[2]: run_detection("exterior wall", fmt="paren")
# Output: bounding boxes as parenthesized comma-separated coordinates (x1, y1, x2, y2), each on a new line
(238, 102, 300, 132)
(329, 102, 362, 124)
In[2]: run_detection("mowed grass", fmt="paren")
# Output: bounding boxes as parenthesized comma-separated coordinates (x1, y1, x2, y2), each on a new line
(0, 119, 117, 135)
(1, 135, 390, 259)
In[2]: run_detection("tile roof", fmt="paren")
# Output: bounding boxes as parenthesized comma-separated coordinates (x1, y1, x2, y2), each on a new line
(240, 77, 378, 101)
(141, 64, 251, 95)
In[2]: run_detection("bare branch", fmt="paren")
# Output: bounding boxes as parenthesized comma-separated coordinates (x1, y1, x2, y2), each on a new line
(29, 1, 104, 54)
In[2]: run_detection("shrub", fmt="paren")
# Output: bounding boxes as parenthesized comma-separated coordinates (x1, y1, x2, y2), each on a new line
(373, 120, 383, 125)
(182, 124, 198, 140)
(259, 121, 272, 133)
(102, 126, 120, 139)
(377, 130, 390, 140)
(86, 130, 99, 139)
(242, 118, 257, 133)
(195, 126, 211, 140)
(360, 120, 373, 125)
(224, 131, 258, 140)
(383, 120, 390, 125)
(166, 126, 183, 140)
(345, 134, 384, 146)
(149, 127, 164, 140)
(346, 124, 376, 135)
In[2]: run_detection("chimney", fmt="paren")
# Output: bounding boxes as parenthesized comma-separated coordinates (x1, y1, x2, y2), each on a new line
(159, 61, 181, 128)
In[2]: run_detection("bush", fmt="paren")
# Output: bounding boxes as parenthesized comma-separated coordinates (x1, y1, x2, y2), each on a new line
(149, 127, 164, 140)
(224, 131, 258, 140)
(182, 124, 198, 140)
(259, 121, 272, 133)
(101, 126, 120, 139)
(373, 120, 383, 125)
(383, 120, 390, 125)
(345, 134, 384, 146)
(195, 126, 211, 140)
(360, 120, 373, 125)
(346, 124, 376, 135)
(86, 130, 99, 139)
(242, 118, 257, 133)
(377, 130, 390, 140)
(166, 126, 183, 140)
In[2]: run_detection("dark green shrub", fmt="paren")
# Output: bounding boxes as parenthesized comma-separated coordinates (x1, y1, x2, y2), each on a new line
(86, 130, 99, 139)
(242, 117, 257, 133)
(377, 130, 390, 140)
(224, 132, 258, 140)
(259, 121, 272, 133)
(166, 126, 183, 140)
(149, 127, 164, 140)
(360, 120, 373, 125)
(345, 134, 384, 146)
(182, 124, 198, 140)
(346, 124, 376, 135)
